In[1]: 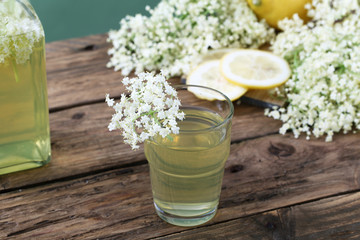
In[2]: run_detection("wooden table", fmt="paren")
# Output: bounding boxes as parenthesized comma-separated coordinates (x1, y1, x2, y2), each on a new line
(1, 34, 360, 239)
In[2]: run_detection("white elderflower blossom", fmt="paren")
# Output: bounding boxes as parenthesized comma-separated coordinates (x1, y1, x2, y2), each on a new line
(267, 0, 360, 141)
(107, 0, 275, 77)
(106, 72, 185, 150)
(0, 0, 44, 64)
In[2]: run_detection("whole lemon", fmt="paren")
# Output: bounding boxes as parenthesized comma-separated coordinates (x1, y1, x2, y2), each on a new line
(246, 0, 312, 29)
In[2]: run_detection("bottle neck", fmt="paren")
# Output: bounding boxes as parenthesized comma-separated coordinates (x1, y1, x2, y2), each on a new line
(0, 0, 44, 65)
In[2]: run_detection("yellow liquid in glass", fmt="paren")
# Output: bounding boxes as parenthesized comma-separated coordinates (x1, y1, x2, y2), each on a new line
(0, 36, 51, 175)
(145, 107, 231, 226)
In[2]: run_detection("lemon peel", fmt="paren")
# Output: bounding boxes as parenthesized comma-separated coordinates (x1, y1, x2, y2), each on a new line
(246, 0, 311, 29)
(220, 49, 291, 89)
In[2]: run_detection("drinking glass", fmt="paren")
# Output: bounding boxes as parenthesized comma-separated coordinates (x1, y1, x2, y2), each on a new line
(144, 85, 234, 226)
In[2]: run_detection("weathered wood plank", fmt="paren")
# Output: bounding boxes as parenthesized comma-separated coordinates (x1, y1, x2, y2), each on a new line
(155, 192, 360, 240)
(45, 34, 182, 111)
(283, 192, 360, 240)
(1, 133, 359, 239)
(0, 101, 280, 191)
(45, 34, 128, 111)
(220, 133, 360, 216)
(0, 165, 156, 240)
(2, 33, 358, 239)
(154, 210, 290, 240)
(46, 34, 109, 58)
(44, 34, 283, 111)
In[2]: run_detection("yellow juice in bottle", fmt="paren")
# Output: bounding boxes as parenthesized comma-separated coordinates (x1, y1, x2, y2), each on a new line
(0, 36, 51, 175)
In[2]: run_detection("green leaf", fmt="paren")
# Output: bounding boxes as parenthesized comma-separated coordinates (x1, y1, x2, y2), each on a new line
(11, 57, 20, 83)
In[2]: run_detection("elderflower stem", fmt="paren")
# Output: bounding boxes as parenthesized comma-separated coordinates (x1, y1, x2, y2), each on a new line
(149, 111, 175, 141)
(11, 57, 20, 83)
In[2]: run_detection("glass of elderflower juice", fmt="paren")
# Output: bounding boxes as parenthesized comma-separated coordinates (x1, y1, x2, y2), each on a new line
(144, 85, 234, 227)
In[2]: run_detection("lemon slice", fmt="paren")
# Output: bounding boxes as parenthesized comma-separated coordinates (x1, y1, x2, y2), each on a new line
(186, 60, 247, 101)
(220, 49, 291, 89)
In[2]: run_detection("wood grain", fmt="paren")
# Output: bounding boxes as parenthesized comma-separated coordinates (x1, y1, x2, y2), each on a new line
(45, 34, 128, 111)
(45, 34, 284, 111)
(46, 34, 109, 58)
(155, 192, 360, 240)
(1, 34, 359, 239)
(1, 133, 359, 239)
(0, 100, 281, 191)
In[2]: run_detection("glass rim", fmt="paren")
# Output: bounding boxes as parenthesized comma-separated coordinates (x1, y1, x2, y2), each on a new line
(174, 84, 234, 133)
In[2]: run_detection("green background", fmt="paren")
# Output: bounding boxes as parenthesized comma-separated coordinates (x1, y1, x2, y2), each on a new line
(31, 0, 160, 42)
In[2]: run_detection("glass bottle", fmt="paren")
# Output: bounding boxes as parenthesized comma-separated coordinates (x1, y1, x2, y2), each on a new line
(0, 0, 51, 175)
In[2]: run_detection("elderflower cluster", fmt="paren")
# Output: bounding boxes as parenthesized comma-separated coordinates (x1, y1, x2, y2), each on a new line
(107, 0, 274, 77)
(106, 72, 185, 150)
(0, 0, 44, 64)
(267, 0, 360, 141)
